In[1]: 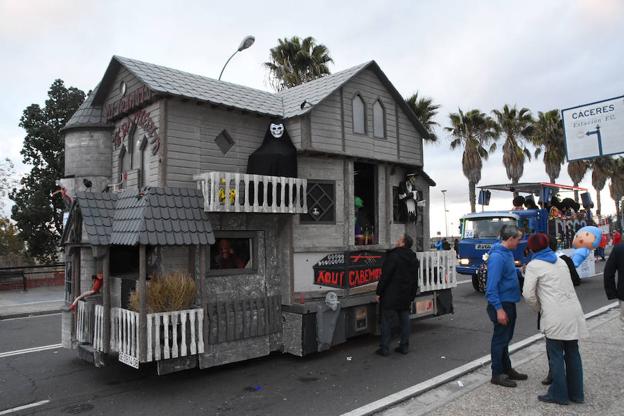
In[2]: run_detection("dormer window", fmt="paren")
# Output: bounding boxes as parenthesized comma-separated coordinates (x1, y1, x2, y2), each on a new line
(373, 100, 385, 139)
(352, 94, 366, 134)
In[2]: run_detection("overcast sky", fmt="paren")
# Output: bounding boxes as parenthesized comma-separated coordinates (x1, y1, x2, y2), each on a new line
(1, 0, 623, 235)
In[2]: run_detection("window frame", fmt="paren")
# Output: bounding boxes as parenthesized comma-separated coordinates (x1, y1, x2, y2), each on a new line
(300, 180, 337, 224)
(138, 135, 148, 188)
(351, 93, 367, 135)
(206, 231, 259, 277)
(372, 99, 386, 139)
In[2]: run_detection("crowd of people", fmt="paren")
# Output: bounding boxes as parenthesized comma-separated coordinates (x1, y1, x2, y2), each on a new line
(484, 224, 623, 405)
(373, 224, 623, 407)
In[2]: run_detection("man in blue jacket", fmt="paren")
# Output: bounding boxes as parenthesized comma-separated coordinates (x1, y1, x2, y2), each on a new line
(486, 224, 527, 387)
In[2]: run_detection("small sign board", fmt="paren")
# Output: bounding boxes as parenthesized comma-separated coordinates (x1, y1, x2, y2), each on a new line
(313, 251, 384, 289)
(562, 95, 624, 161)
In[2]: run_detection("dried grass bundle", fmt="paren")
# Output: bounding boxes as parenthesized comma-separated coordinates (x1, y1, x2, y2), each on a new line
(129, 272, 197, 313)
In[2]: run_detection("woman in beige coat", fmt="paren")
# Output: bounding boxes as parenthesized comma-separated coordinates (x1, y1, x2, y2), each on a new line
(523, 233, 588, 405)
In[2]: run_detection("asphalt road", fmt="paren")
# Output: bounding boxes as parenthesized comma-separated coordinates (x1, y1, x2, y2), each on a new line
(0, 262, 611, 416)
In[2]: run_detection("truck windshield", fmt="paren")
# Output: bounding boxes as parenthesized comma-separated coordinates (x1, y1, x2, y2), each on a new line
(462, 217, 516, 239)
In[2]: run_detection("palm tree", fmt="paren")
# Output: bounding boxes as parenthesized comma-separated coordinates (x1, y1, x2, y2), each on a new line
(591, 156, 613, 215)
(406, 92, 440, 142)
(491, 105, 534, 191)
(265, 36, 333, 91)
(567, 160, 590, 202)
(446, 109, 498, 213)
(608, 158, 624, 230)
(532, 110, 565, 183)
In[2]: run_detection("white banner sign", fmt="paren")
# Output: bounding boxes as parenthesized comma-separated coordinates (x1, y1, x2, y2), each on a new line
(562, 95, 624, 161)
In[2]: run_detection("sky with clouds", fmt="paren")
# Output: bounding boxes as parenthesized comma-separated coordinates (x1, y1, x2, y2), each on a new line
(1, 0, 623, 235)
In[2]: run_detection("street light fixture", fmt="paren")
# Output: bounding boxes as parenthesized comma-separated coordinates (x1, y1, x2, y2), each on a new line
(441, 189, 448, 238)
(218, 35, 255, 81)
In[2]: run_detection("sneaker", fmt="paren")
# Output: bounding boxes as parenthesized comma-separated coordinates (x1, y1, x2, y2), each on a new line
(538, 395, 569, 405)
(541, 375, 553, 385)
(375, 348, 390, 357)
(394, 346, 408, 355)
(505, 368, 528, 380)
(491, 375, 517, 388)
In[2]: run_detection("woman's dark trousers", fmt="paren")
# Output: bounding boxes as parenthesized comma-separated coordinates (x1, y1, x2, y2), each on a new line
(545, 338, 584, 404)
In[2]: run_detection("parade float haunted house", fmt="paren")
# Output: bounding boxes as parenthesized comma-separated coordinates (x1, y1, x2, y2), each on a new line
(60, 55, 456, 374)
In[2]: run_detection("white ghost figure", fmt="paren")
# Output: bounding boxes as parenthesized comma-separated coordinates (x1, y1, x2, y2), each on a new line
(270, 122, 284, 138)
(325, 291, 340, 311)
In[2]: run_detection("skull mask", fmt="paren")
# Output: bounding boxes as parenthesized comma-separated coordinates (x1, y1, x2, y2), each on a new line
(270, 122, 284, 138)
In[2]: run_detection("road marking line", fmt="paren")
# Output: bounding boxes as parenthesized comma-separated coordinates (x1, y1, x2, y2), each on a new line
(341, 301, 619, 416)
(456, 280, 472, 285)
(0, 313, 62, 322)
(0, 400, 50, 415)
(0, 344, 62, 359)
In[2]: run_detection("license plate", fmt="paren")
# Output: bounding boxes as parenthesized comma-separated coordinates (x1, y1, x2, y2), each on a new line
(416, 299, 434, 314)
(119, 352, 139, 369)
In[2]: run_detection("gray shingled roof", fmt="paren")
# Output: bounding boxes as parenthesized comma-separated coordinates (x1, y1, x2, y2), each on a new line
(278, 61, 371, 118)
(70, 187, 215, 246)
(62, 84, 112, 131)
(84, 56, 429, 138)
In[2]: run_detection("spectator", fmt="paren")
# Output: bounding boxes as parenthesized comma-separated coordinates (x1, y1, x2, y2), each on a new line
(485, 224, 527, 388)
(604, 241, 624, 330)
(375, 234, 420, 356)
(524, 233, 587, 405)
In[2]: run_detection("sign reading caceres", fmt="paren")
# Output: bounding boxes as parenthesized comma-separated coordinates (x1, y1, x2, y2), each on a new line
(562, 95, 624, 161)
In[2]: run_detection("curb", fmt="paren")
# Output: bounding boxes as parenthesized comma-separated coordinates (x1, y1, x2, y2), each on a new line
(341, 301, 620, 416)
(0, 309, 63, 320)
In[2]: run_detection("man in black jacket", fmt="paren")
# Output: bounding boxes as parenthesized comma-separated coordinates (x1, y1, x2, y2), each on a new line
(604, 242, 624, 329)
(375, 234, 420, 356)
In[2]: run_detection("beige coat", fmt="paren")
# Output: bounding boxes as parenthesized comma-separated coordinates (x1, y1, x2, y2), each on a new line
(523, 257, 588, 340)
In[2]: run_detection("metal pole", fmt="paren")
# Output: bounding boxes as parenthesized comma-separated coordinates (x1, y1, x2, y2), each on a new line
(218, 51, 238, 81)
(442, 190, 448, 238)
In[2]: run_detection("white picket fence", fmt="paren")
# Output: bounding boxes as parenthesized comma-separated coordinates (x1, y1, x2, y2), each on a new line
(416, 250, 457, 292)
(109, 307, 205, 367)
(93, 305, 104, 351)
(76, 300, 94, 343)
(146, 309, 205, 362)
(194, 171, 307, 214)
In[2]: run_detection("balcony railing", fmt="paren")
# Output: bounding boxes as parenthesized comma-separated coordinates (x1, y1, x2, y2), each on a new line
(195, 172, 307, 214)
(417, 251, 458, 292)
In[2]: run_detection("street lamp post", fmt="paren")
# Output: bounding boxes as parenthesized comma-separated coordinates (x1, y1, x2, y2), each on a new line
(218, 35, 255, 81)
(441, 189, 448, 238)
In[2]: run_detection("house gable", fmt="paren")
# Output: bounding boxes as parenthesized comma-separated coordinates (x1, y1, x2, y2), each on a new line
(306, 66, 424, 166)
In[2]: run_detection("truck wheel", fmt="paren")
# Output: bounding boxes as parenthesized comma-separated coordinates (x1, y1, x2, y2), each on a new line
(472, 274, 480, 292)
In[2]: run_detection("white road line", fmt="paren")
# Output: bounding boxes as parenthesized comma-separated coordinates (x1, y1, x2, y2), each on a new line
(0, 344, 62, 359)
(341, 301, 620, 416)
(0, 400, 50, 415)
(456, 280, 472, 285)
(0, 313, 61, 322)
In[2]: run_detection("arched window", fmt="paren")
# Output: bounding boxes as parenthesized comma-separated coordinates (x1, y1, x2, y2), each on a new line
(118, 145, 128, 188)
(373, 100, 385, 138)
(138, 136, 150, 187)
(352, 94, 366, 134)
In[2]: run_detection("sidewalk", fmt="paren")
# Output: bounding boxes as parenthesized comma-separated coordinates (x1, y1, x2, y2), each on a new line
(380, 308, 623, 416)
(0, 285, 65, 319)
